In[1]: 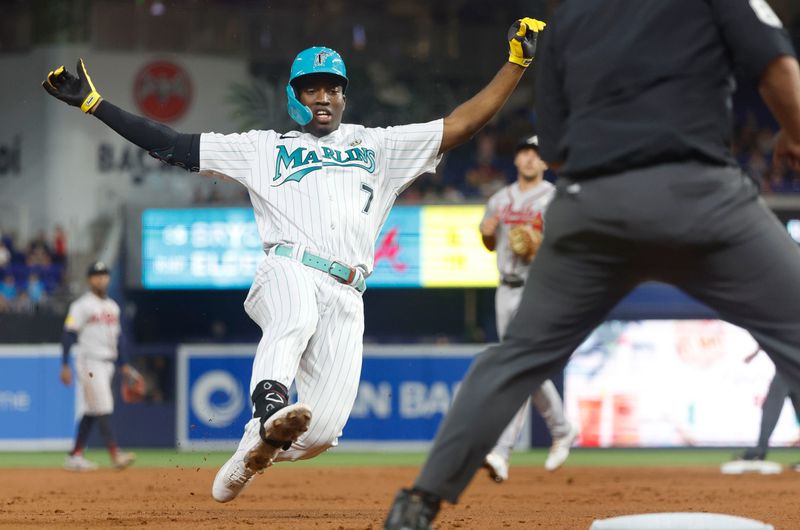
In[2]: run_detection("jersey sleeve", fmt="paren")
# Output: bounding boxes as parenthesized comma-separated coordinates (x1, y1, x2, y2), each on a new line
(64, 300, 86, 332)
(199, 130, 266, 186)
(710, 0, 796, 80)
(481, 193, 500, 229)
(381, 119, 444, 194)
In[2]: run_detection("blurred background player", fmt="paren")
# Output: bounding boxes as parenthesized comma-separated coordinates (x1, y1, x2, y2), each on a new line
(61, 261, 135, 471)
(727, 348, 800, 472)
(479, 135, 578, 481)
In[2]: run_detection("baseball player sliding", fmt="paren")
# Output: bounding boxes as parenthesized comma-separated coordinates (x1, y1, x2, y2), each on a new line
(42, 16, 545, 501)
(479, 136, 578, 481)
(61, 262, 136, 471)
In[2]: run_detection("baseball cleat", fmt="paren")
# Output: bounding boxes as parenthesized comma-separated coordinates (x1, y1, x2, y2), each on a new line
(383, 488, 440, 530)
(212, 403, 312, 503)
(64, 454, 98, 472)
(738, 447, 767, 461)
(545, 423, 579, 471)
(483, 452, 509, 483)
(112, 451, 136, 470)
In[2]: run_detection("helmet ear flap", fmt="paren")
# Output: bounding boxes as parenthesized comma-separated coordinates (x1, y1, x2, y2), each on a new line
(286, 83, 313, 126)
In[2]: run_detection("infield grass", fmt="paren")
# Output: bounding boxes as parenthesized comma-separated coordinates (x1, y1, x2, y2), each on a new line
(0, 448, 798, 469)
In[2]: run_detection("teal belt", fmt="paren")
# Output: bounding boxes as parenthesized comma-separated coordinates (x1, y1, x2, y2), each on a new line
(273, 244, 366, 293)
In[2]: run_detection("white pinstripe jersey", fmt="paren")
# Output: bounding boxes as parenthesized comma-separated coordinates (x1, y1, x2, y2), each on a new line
(64, 292, 121, 361)
(199, 120, 443, 274)
(483, 180, 555, 281)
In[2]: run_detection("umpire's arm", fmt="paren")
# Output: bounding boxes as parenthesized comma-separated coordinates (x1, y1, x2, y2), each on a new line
(711, 0, 800, 170)
(42, 59, 201, 171)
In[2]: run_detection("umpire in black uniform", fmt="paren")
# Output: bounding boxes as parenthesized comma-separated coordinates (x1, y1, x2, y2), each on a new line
(384, 0, 800, 528)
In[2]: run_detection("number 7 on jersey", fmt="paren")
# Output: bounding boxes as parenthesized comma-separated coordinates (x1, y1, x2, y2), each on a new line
(361, 183, 374, 213)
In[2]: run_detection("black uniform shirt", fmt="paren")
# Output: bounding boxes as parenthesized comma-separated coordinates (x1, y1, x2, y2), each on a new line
(535, 0, 796, 179)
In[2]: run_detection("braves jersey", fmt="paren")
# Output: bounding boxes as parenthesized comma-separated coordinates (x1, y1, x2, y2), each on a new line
(64, 292, 121, 361)
(483, 180, 555, 281)
(199, 120, 443, 275)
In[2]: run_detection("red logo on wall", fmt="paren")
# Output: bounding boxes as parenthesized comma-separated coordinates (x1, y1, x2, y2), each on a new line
(133, 61, 192, 122)
(375, 227, 407, 273)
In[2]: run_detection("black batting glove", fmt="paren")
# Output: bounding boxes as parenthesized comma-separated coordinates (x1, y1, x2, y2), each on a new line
(42, 58, 103, 113)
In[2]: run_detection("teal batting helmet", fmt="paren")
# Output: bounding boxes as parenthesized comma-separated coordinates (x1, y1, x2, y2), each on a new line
(286, 46, 348, 126)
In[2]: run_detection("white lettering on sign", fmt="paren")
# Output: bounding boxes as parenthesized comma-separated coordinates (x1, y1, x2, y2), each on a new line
(0, 135, 22, 176)
(399, 381, 457, 418)
(0, 391, 31, 412)
(350, 382, 392, 418)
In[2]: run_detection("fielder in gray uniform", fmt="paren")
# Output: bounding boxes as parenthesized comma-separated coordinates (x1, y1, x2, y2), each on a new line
(61, 262, 135, 471)
(385, 0, 800, 527)
(479, 135, 578, 481)
(735, 349, 800, 466)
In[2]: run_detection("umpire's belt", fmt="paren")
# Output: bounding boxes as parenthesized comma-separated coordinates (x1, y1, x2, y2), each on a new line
(500, 277, 525, 288)
(272, 244, 366, 293)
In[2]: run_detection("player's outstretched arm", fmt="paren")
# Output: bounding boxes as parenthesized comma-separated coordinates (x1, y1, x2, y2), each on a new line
(43, 59, 200, 171)
(759, 55, 800, 171)
(439, 17, 545, 154)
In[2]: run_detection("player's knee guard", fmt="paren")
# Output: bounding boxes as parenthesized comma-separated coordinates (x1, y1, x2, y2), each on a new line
(251, 379, 289, 420)
(251, 379, 293, 448)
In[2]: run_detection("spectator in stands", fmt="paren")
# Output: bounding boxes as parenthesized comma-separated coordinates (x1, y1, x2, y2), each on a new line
(0, 293, 9, 313)
(11, 291, 34, 315)
(0, 274, 16, 301)
(53, 225, 67, 266)
(26, 245, 52, 267)
(462, 132, 510, 198)
(27, 272, 46, 308)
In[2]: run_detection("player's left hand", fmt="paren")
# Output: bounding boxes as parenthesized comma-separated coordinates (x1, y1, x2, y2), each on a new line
(120, 364, 146, 403)
(59, 365, 72, 386)
(42, 59, 103, 113)
(509, 224, 543, 261)
(508, 17, 546, 68)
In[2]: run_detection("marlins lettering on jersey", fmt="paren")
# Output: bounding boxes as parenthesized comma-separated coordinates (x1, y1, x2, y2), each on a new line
(274, 145, 377, 185)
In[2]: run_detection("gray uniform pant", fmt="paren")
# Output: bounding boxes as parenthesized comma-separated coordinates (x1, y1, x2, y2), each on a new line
(415, 163, 800, 503)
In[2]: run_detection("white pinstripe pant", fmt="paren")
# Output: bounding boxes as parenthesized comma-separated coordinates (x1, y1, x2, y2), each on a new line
(244, 253, 364, 461)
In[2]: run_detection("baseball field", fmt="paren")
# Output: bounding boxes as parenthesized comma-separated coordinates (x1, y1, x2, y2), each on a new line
(2, 449, 798, 529)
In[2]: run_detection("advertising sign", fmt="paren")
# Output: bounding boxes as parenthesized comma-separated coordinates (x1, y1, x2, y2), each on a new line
(0, 346, 76, 450)
(143, 206, 497, 289)
(176, 345, 480, 451)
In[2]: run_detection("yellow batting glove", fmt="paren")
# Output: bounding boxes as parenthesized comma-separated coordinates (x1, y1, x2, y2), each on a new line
(507, 17, 546, 68)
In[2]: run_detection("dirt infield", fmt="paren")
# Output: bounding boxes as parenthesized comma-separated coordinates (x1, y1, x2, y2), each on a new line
(2, 466, 798, 529)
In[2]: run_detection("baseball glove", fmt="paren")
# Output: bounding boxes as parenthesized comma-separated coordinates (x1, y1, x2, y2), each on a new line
(508, 225, 543, 261)
(121, 367, 146, 403)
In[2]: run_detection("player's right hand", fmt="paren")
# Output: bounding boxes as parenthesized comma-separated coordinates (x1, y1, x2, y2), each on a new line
(42, 59, 103, 113)
(774, 130, 800, 172)
(480, 215, 500, 236)
(60, 365, 72, 386)
(507, 17, 546, 68)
